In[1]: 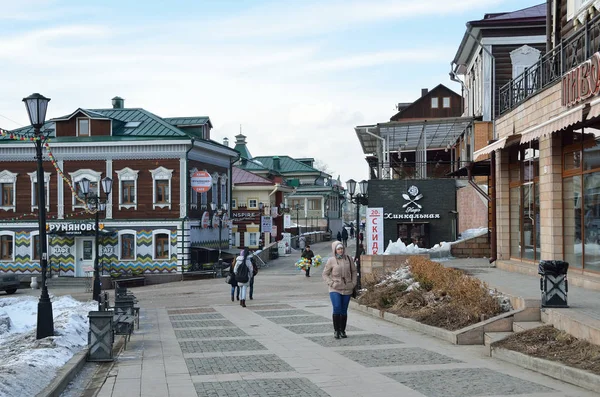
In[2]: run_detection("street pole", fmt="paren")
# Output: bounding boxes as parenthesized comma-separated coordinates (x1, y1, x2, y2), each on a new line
(218, 216, 223, 278)
(93, 204, 101, 302)
(34, 126, 54, 339)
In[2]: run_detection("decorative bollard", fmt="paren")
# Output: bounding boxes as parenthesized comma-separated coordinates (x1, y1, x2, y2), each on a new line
(30, 276, 38, 289)
(538, 260, 569, 308)
(88, 311, 114, 362)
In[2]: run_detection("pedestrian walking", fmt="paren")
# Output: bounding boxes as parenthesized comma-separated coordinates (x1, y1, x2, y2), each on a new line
(358, 231, 364, 245)
(301, 244, 315, 277)
(249, 255, 258, 299)
(234, 247, 254, 307)
(322, 241, 357, 339)
(341, 228, 349, 247)
(336, 231, 342, 242)
(350, 224, 355, 239)
(299, 235, 306, 251)
(227, 261, 240, 302)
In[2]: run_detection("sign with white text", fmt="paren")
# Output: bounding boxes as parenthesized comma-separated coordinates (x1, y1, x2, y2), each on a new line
(284, 214, 291, 229)
(48, 222, 96, 235)
(366, 207, 384, 255)
(191, 171, 212, 193)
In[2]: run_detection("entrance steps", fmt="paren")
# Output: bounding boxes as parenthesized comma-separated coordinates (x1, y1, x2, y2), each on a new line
(47, 277, 90, 289)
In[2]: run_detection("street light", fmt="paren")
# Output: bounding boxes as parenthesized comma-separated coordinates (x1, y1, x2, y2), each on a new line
(295, 203, 303, 237)
(258, 202, 264, 249)
(23, 93, 53, 339)
(346, 179, 369, 291)
(211, 202, 228, 277)
(79, 176, 113, 302)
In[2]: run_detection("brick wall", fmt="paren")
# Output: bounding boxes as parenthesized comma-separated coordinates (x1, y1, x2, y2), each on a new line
(457, 185, 488, 234)
(450, 235, 490, 258)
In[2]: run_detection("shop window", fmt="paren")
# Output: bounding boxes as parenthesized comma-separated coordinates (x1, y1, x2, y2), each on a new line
(0, 171, 17, 211)
(510, 187, 521, 258)
(150, 167, 173, 210)
(583, 172, 600, 272)
(308, 198, 320, 210)
(583, 139, 600, 171)
(119, 231, 136, 260)
(116, 168, 139, 210)
(153, 230, 171, 260)
(32, 234, 40, 260)
(0, 232, 14, 261)
(563, 176, 582, 268)
(564, 151, 582, 171)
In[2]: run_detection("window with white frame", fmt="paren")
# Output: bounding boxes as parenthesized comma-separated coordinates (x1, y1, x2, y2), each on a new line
(116, 168, 138, 210)
(234, 232, 241, 247)
(443, 97, 451, 108)
(28, 171, 50, 211)
(431, 97, 439, 108)
(150, 167, 173, 209)
(77, 118, 90, 137)
(245, 232, 259, 248)
(118, 230, 136, 260)
(0, 171, 17, 212)
(0, 231, 14, 261)
(567, 0, 590, 22)
(232, 198, 237, 209)
(153, 229, 171, 260)
(510, 45, 541, 90)
(220, 174, 227, 206)
(211, 172, 218, 207)
(308, 198, 320, 210)
(70, 169, 101, 209)
(248, 199, 258, 209)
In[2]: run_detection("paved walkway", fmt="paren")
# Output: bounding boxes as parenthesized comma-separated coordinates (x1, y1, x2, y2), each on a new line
(83, 242, 595, 397)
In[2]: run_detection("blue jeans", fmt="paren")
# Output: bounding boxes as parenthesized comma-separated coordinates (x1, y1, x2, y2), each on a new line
(329, 292, 351, 315)
(240, 284, 248, 300)
(231, 285, 239, 298)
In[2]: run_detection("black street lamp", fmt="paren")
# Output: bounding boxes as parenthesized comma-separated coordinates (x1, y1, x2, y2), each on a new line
(258, 202, 264, 249)
(211, 202, 228, 277)
(79, 176, 113, 302)
(346, 179, 368, 291)
(23, 93, 53, 339)
(295, 203, 303, 237)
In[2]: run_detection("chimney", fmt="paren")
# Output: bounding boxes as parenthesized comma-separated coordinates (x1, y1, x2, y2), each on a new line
(112, 96, 124, 109)
(223, 137, 229, 147)
(273, 156, 280, 170)
(421, 88, 428, 97)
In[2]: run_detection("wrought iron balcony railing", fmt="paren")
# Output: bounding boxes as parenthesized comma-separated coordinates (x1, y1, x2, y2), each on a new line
(371, 160, 475, 180)
(499, 13, 600, 114)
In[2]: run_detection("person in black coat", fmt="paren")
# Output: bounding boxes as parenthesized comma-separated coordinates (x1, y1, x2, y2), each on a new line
(301, 244, 315, 277)
(337, 231, 342, 241)
(341, 228, 349, 247)
(227, 262, 240, 301)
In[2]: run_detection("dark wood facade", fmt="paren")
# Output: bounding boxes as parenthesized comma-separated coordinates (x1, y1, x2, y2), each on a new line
(391, 85, 462, 121)
(55, 112, 111, 137)
(0, 161, 56, 220)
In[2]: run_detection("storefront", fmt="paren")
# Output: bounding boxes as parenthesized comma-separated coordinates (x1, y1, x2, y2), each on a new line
(367, 179, 457, 249)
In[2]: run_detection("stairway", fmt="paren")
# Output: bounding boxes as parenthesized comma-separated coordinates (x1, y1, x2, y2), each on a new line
(46, 276, 91, 289)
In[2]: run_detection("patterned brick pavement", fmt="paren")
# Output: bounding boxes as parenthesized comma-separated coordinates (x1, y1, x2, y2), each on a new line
(339, 347, 462, 367)
(174, 327, 247, 339)
(170, 319, 236, 328)
(179, 339, 267, 353)
(307, 333, 402, 347)
(185, 354, 295, 375)
(169, 313, 225, 321)
(283, 323, 361, 334)
(193, 378, 330, 397)
(268, 315, 330, 325)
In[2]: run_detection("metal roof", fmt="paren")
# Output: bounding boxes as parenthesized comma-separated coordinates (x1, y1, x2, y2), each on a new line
(232, 166, 274, 185)
(252, 156, 324, 175)
(87, 108, 188, 137)
(163, 116, 212, 128)
(355, 117, 473, 155)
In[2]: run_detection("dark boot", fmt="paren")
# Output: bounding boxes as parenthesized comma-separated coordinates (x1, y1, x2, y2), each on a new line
(231, 294, 234, 302)
(240, 299, 243, 306)
(340, 315, 348, 338)
(241, 299, 247, 308)
(332, 315, 341, 339)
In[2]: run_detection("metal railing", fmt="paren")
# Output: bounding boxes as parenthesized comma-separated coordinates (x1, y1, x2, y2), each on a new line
(371, 160, 473, 180)
(499, 13, 600, 114)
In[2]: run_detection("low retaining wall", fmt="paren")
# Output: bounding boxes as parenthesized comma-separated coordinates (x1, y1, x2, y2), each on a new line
(360, 254, 430, 275)
(450, 235, 490, 258)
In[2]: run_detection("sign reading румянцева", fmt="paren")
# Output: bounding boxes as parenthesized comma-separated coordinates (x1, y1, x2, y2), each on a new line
(563, 52, 600, 107)
(48, 222, 96, 234)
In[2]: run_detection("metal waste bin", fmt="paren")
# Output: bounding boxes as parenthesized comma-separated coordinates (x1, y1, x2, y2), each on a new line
(538, 260, 569, 308)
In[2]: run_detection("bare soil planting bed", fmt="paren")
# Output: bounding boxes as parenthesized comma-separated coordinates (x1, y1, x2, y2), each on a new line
(494, 325, 600, 376)
(357, 257, 506, 331)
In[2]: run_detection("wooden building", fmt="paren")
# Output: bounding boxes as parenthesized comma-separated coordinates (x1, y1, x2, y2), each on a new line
(0, 97, 238, 281)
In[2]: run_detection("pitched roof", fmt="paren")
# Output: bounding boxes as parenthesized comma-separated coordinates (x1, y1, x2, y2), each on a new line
(476, 4, 546, 24)
(232, 166, 274, 185)
(251, 156, 325, 175)
(390, 84, 461, 121)
(163, 116, 212, 128)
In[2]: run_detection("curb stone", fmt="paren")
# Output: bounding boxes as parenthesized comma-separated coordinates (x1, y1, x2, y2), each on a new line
(491, 346, 600, 394)
(36, 348, 89, 397)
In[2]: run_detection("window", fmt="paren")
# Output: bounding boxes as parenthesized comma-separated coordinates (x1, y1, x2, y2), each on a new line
(33, 234, 40, 260)
(0, 233, 14, 261)
(245, 232, 259, 248)
(119, 231, 136, 260)
(443, 97, 451, 108)
(116, 168, 139, 210)
(150, 167, 173, 209)
(567, 0, 589, 21)
(190, 189, 198, 208)
(308, 198, 321, 210)
(28, 171, 51, 211)
(200, 191, 207, 209)
(431, 98, 439, 108)
(232, 198, 237, 209)
(70, 169, 101, 209)
(0, 171, 17, 211)
(78, 118, 90, 136)
(153, 231, 170, 260)
(248, 199, 258, 209)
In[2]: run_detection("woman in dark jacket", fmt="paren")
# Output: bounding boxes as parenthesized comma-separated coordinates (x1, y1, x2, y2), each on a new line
(301, 244, 315, 277)
(228, 261, 240, 302)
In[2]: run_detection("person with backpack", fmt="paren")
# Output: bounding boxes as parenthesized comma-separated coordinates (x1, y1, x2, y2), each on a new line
(234, 247, 254, 307)
(341, 228, 349, 247)
(249, 255, 258, 300)
(301, 244, 314, 277)
(322, 241, 357, 339)
(227, 261, 240, 302)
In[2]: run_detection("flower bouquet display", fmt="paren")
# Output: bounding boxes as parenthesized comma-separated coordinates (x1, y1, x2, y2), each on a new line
(311, 255, 323, 268)
(295, 257, 311, 272)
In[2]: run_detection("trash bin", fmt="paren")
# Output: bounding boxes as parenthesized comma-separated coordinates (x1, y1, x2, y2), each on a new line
(538, 260, 569, 308)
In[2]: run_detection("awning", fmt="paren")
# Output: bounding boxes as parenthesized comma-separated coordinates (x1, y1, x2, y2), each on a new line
(587, 97, 600, 121)
(446, 160, 491, 177)
(520, 104, 584, 144)
(473, 134, 521, 159)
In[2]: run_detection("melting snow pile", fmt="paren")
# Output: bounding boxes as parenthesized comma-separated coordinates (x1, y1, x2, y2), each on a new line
(0, 296, 97, 397)
(383, 227, 489, 259)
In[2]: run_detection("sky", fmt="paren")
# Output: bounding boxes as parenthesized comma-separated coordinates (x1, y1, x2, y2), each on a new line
(0, 0, 542, 182)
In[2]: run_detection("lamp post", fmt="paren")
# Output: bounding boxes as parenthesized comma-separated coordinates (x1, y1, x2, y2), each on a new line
(258, 202, 264, 249)
(346, 179, 368, 291)
(325, 204, 330, 233)
(23, 93, 54, 339)
(211, 203, 228, 277)
(79, 177, 113, 302)
(295, 203, 302, 237)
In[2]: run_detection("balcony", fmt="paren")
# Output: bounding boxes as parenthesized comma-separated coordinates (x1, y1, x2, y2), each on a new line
(499, 13, 600, 114)
(367, 160, 477, 180)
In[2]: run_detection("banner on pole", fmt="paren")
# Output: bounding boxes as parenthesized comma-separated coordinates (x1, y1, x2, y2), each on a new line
(366, 207, 384, 255)
(284, 214, 291, 229)
(261, 216, 273, 233)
